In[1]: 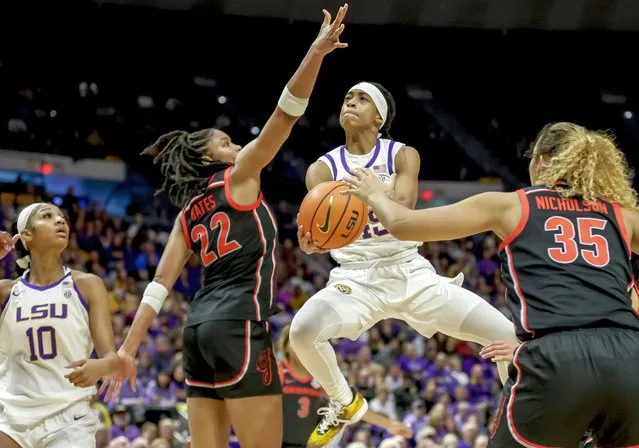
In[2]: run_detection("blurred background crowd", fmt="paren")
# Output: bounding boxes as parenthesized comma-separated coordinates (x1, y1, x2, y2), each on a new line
(1, 1, 639, 447)
(0, 189, 507, 448)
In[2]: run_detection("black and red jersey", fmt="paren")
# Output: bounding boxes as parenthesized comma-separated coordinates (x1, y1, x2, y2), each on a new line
(279, 359, 323, 446)
(181, 167, 278, 324)
(499, 185, 639, 341)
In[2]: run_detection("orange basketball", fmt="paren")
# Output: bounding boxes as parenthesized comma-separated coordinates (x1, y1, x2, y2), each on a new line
(298, 181, 367, 250)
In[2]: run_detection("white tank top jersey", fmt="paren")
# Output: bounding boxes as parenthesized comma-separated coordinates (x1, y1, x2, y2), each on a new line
(318, 138, 422, 267)
(0, 267, 95, 426)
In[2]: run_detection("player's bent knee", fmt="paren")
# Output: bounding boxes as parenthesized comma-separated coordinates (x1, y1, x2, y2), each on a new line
(289, 309, 313, 350)
(290, 300, 328, 347)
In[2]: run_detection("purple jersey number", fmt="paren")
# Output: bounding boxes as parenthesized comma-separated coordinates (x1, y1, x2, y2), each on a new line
(361, 209, 389, 239)
(26, 326, 57, 361)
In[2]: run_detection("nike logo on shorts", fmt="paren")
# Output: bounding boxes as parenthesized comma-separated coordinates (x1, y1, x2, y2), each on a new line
(73, 414, 88, 421)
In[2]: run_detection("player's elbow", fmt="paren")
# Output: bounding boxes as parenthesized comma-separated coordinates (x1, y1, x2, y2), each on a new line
(394, 193, 417, 210)
(151, 274, 173, 291)
(253, 109, 296, 152)
(385, 208, 425, 241)
(385, 218, 412, 241)
(273, 106, 300, 124)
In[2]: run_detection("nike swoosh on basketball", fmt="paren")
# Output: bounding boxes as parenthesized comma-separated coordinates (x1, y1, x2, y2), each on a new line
(73, 414, 88, 421)
(317, 196, 334, 234)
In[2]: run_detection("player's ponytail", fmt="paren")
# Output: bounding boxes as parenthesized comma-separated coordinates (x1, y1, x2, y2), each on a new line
(531, 122, 637, 208)
(11, 221, 29, 277)
(142, 129, 231, 209)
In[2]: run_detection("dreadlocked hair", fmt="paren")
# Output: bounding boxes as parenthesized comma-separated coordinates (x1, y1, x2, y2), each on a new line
(529, 122, 638, 208)
(141, 128, 231, 208)
(369, 82, 397, 139)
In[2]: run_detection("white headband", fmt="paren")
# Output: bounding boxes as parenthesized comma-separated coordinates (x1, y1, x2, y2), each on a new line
(348, 82, 388, 127)
(17, 203, 44, 235)
(16, 203, 44, 269)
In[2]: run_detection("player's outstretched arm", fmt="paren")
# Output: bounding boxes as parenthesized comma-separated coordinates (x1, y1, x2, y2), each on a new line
(99, 215, 192, 401)
(121, 215, 192, 357)
(344, 168, 516, 242)
(361, 410, 413, 439)
(622, 208, 639, 255)
(230, 4, 348, 184)
(65, 273, 136, 388)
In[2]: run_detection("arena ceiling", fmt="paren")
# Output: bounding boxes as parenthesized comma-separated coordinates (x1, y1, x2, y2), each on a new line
(95, 0, 639, 31)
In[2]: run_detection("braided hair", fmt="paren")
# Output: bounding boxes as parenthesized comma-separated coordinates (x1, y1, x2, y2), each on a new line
(141, 128, 231, 208)
(368, 82, 397, 139)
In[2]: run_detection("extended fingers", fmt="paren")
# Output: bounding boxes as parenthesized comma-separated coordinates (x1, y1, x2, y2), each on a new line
(480, 348, 512, 362)
(479, 341, 508, 353)
(65, 369, 83, 381)
(104, 381, 122, 402)
(343, 174, 360, 185)
(68, 373, 91, 387)
(331, 3, 348, 30)
(328, 6, 344, 32)
(98, 379, 110, 396)
(332, 24, 345, 39)
(351, 167, 373, 179)
(322, 9, 331, 26)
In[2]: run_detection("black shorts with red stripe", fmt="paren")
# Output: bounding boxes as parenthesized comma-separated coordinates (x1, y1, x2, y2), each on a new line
(488, 328, 639, 448)
(183, 320, 281, 399)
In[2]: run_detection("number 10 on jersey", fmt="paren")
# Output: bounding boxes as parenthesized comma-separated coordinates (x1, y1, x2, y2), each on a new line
(26, 326, 57, 361)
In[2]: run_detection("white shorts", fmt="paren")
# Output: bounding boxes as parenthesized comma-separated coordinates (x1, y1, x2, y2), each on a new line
(313, 256, 481, 340)
(0, 402, 98, 448)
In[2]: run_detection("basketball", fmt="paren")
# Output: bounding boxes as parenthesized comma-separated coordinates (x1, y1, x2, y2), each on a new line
(298, 181, 368, 250)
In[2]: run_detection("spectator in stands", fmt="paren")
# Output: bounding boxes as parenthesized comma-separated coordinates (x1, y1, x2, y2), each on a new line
(111, 405, 141, 441)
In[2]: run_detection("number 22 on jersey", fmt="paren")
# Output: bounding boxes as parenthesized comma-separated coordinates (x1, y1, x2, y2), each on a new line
(191, 212, 242, 267)
(545, 216, 610, 267)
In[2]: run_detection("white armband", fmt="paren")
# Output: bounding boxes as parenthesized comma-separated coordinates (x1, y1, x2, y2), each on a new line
(140, 281, 169, 314)
(278, 86, 308, 117)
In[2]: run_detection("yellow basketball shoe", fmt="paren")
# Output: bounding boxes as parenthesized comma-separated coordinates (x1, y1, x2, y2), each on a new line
(306, 390, 368, 448)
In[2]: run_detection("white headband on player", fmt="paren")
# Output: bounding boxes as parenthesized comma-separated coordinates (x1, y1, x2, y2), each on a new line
(348, 82, 388, 127)
(16, 203, 45, 269)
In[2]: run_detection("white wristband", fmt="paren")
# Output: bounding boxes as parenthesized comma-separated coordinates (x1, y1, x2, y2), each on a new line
(140, 281, 169, 314)
(278, 86, 308, 117)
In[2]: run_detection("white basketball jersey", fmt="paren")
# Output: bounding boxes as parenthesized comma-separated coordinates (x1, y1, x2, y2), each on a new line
(0, 267, 95, 426)
(318, 139, 421, 266)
